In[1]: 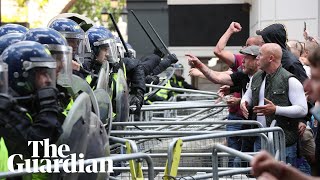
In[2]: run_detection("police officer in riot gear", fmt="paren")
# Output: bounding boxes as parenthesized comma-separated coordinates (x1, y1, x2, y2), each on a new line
(24, 28, 74, 113)
(170, 63, 196, 89)
(86, 26, 146, 121)
(48, 18, 90, 77)
(0, 41, 63, 159)
(85, 26, 117, 86)
(24, 29, 109, 180)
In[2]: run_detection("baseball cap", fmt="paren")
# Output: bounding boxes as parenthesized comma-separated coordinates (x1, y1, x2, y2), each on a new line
(239, 45, 260, 57)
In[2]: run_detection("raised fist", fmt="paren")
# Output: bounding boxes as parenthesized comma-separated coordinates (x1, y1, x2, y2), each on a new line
(228, 22, 242, 33)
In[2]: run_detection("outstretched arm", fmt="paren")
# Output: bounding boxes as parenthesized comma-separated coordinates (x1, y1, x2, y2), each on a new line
(186, 54, 234, 86)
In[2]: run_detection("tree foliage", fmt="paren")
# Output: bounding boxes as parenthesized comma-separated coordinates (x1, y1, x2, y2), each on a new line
(2, 0, 49, 27)
(68, 0, 126, 30)
(17, 0, 49, 8)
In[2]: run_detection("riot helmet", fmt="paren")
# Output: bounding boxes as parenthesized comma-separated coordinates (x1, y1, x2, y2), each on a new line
(0, 33, 25, 55)
(0, 24, 28, 37)
(173, 63, 184, 77)
(24, 28, 72, 87)
(87, 26, 118, 64)
(48, 18, 89, 64)
(1, 41, 56, 96)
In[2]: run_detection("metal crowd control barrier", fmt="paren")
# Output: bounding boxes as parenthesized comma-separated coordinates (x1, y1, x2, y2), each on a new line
(144, 83, 220, 119)
(146, 84, 219, 96)
(112, 120, 263, 128)
(128, 103, 228, 152)
(0, 153, 154, 180)
(113, 119, 267, 172)
(183, 167, 253, 180)
(268, 120, 282, 160)
(109, 136, 144, 179)
(140, 102, 226, 123)
(110, 127, 270, 179)
(112, 120, 263, 136)
(112, 120, 264, 139)
(164, 127, 286, 179)
(182, 144, 255, 179)
(212, 144, 254, 180)
(140, 103, 227, 111)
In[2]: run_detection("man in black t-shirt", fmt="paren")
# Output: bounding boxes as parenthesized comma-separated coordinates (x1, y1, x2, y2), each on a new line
(187, 46, 260, 166)
(187, 45, 260, 96)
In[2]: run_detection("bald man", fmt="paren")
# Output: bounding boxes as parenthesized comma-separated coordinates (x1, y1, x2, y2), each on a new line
(240, 43, 308, 167)
(256, 24, 308, 83)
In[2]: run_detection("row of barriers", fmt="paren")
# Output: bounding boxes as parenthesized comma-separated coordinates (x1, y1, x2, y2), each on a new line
(0, 74, 287, 180)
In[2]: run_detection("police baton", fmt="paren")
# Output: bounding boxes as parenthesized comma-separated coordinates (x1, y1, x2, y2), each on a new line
(131, 10, 162, 53)
(108, 13, 130, 56)
(147, 20, 171, 55)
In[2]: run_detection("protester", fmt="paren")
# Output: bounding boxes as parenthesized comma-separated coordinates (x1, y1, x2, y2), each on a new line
(241, 43, 308, 167)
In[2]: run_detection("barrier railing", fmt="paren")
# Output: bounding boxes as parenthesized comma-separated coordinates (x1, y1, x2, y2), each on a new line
(164, 127, 285, 179)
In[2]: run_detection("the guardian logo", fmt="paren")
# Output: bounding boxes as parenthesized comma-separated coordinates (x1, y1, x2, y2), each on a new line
(7, 139, 113, 173)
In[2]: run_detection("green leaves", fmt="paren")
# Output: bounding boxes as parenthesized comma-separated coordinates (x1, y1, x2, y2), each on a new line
(68, 0, 126, 30)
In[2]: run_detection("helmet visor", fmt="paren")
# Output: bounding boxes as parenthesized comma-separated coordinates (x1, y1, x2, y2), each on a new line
(60, 31, 84, 40)
(106, 39, 119, 63)
(175, 69, 183, 77)
(94, 38, 118, 63)
(32, 67, 56, 90)
(48, 45, 73, 87)
(66, 38, 83, 58)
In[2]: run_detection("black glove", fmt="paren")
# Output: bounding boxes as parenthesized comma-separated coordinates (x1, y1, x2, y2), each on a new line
(34, 87, 61, 114)
(154, 48, 165, 58)
(145, 75, 160, 84)
(167, 53, 178, 64)
(129, 88, 144, 114)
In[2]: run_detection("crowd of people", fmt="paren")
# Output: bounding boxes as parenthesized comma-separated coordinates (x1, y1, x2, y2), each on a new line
(188, 22, 320, 178)
(0, 11, 320, 180)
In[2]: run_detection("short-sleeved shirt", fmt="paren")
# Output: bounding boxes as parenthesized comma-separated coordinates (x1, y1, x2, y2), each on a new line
(231, 54, 244, 71)
(228, 54, 244, 116)
(230, 71, 250, 96)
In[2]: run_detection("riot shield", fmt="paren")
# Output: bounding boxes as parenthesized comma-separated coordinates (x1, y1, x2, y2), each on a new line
(96, 62, 109, 91)
(78, 112, 109, 180)
(71, 74, 100, 119)
(94, 89, 112, 130)
(115, 69, 129, 123)
(50, 92, 91, 180)
(144, 66, 175, 99)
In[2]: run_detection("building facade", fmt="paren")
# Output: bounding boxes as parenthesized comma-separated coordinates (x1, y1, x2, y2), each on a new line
(129, 0, 320, 90)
